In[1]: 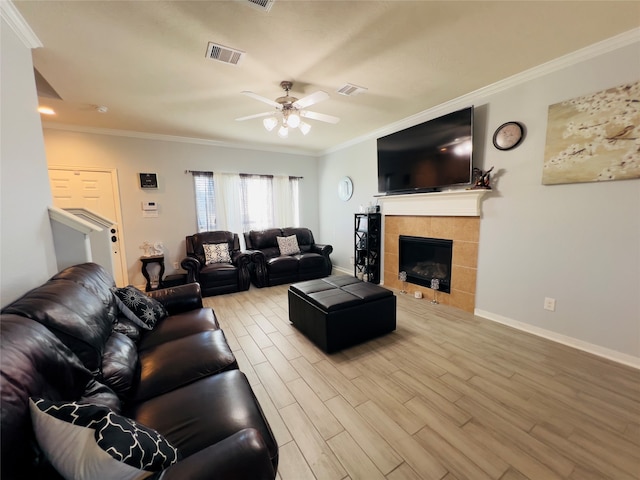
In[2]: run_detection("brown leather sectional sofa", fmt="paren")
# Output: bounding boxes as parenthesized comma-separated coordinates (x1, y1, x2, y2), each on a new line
(0, 263, 277, 479)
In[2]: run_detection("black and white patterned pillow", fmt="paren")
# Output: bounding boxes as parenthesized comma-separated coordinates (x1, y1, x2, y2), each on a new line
(277, 235, 301, 256)
(203, 242, 232, 264)
(112, 286, 168, 330)
(29, 397, 178, 480)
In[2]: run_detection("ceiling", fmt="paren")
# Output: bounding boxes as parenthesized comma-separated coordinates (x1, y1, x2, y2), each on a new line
(15, 1, 640, 155)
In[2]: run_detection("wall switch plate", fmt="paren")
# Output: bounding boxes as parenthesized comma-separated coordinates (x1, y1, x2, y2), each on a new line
(544, 297, 556, 311)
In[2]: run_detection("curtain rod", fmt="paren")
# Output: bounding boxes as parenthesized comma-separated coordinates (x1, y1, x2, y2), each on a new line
(185, 170, 302, 179)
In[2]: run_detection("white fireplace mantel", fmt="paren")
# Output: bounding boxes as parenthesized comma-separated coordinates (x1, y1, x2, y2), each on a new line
(377, 189, 488, 217)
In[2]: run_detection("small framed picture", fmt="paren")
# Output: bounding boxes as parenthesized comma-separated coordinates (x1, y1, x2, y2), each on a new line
(139, 173, 158, 189)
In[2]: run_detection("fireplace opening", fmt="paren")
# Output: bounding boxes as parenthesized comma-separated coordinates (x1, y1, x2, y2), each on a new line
(399, 235, 453, 293)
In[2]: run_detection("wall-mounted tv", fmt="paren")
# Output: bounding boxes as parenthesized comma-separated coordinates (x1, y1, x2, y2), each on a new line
(377, 106, 473, 194)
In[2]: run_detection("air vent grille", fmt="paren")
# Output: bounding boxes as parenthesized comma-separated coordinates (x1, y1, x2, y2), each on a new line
(247, 0, 274, 12)
(337, 83, 368, 96)
(206, 42, 245, 66)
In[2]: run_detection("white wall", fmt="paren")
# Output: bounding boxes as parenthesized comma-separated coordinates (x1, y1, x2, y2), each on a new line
(0, 11, 58, 307)
(317, 140, 379, 272)
(318, 35, 640, 363)
(42, 130, 319, 286)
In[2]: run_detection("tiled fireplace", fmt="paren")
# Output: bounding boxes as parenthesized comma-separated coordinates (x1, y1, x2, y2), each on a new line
(379, 190, 486, 313)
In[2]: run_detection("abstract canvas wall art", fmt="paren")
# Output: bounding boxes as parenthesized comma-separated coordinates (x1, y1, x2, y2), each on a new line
(542, 80, 639, 185)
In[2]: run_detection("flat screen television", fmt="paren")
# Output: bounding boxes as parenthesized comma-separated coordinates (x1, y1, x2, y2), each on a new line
(377, 106, 473, 194)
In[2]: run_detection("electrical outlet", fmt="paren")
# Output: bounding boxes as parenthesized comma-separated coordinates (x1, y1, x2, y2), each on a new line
(173, 262, 179, 269)
(544, 297, 556, 311)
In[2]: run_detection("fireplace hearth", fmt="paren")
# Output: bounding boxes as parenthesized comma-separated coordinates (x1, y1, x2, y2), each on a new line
(399, 235, 453, 293)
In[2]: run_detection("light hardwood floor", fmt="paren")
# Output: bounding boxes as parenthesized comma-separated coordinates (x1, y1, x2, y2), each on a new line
(204, 283, 640, 480)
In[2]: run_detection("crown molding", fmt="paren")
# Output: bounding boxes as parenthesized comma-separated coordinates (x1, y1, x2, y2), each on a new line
(0, 0, 42, 49)
(41, 122, 318, 157)
(322, 27, 640, 156)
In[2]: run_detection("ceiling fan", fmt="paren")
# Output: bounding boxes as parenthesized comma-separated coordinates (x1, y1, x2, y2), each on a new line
(236, 81, 340, 138)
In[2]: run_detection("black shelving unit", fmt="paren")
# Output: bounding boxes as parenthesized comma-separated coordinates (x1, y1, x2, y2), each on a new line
(354, 213, 381, 284)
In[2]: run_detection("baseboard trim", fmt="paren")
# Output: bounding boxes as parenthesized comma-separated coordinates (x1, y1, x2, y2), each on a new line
(332, 266, 353, 276)
(475, 309, 640, 370)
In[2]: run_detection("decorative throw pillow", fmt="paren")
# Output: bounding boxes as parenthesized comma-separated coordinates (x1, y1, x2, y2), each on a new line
(203, 242, 232, 264)
(112, 286, 168, 330)
(29, 398, 179, 480)
(277, 235, 301, 256)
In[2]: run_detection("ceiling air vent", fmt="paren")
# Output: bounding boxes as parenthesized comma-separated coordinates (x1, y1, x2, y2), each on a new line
(337, 83, 368, 96)
(246, 0, 275, 12)
(206, 42, 245, 66)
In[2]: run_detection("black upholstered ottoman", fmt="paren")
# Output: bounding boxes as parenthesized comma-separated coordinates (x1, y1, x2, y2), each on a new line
(288, 276, 396, 353)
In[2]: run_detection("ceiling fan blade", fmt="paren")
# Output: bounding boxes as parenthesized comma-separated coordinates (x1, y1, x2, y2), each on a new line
(235, 111, 276, 122)
(241, 91, 281, 108)
(293, 90, 329, 109)
(300, 110, 340, 124)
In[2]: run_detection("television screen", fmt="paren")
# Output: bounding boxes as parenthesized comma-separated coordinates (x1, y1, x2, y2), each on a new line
(377, 106, 473, 194)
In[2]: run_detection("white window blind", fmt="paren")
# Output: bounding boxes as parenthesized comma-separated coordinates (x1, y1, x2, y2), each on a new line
(192, 171, 216, 232)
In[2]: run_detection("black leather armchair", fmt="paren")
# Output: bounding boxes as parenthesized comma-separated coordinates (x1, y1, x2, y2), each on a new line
(244, 227, 333, 287)
(181, 231, 251, 297)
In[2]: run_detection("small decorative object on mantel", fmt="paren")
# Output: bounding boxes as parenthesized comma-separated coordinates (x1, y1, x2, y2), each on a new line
(470, 166, 494, 190)
(430, 278, 440, 304)
(399, 271, 407, 294)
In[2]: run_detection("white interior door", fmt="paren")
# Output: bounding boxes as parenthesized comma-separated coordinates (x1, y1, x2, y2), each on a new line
(48, 167, 128, 286)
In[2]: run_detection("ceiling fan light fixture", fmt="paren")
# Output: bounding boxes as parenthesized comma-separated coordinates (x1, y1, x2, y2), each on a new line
(263, 116, 278, 131)
(299, 121, 311, 135)
(238, 80, 340, 138)
(277, 125, 289, 138)
(287, 112, 301, 128)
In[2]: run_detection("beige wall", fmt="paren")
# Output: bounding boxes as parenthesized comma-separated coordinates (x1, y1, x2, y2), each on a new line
(42, 129, 320, 287)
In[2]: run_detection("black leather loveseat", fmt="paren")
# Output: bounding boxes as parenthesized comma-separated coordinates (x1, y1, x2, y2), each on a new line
(244, 227, 333, 287)
(0, 263, 277, 480)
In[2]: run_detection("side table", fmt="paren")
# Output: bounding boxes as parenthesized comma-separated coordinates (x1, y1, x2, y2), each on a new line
(140, 255, 165, 291)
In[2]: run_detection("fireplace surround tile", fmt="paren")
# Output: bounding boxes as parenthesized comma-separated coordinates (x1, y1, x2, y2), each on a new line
(452, 265, 476, 294)
(384, 215, 480, 313)
(453, 241, 478, 269)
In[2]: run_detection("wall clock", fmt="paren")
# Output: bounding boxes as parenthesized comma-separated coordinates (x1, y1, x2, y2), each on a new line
(338, 176, 353, 201)
(492, 121, 525, 151)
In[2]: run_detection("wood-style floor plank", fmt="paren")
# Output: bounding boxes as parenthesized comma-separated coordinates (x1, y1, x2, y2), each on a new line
(205, 282, 640, 479)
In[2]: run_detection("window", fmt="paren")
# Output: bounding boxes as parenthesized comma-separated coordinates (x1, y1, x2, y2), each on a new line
(240, 174, 273, 232)
(192, 171, 300, 233)
(193, 171, 216, 232)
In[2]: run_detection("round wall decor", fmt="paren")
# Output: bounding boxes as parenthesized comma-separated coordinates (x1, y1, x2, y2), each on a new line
(492, 121, 525, 151)
(338, 176, 353, 201)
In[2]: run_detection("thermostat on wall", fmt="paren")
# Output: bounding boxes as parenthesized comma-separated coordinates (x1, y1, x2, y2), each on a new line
(139, 173, 158, 189)
(142, 201, 158, 217)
